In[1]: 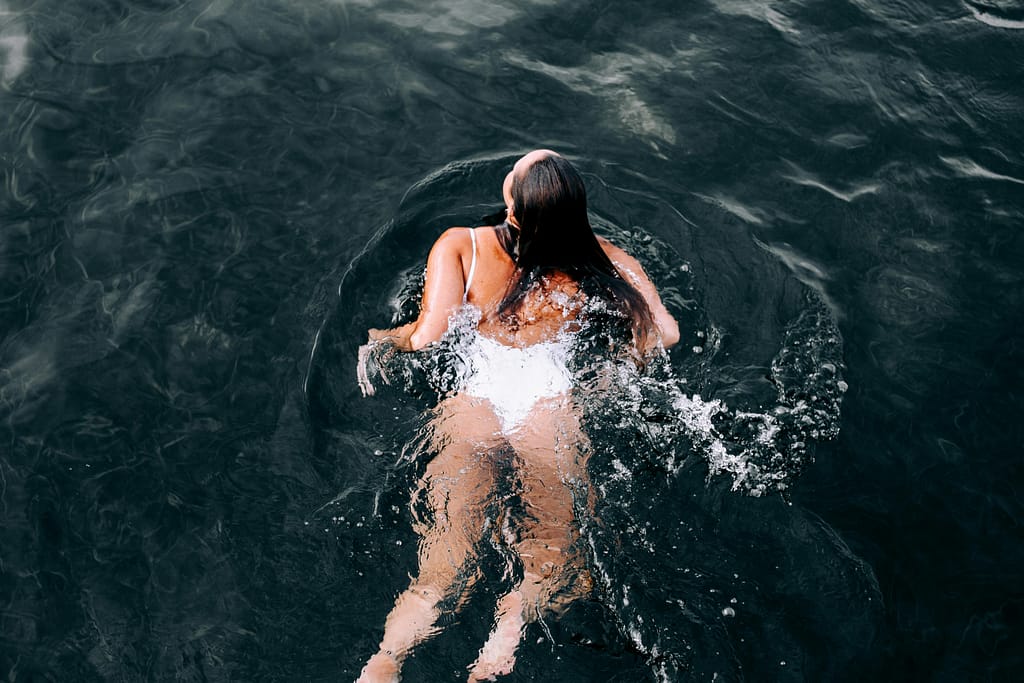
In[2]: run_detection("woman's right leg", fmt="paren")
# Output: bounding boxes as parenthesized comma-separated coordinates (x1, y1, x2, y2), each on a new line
(468, 400, 592, 681)
(359, 396, 503, 682)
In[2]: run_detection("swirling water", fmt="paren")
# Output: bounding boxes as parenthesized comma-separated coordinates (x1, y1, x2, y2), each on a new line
(1, 0, 1021, 681)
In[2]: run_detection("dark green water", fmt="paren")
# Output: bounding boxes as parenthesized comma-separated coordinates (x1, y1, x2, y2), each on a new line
(1, 0, 1021, 680)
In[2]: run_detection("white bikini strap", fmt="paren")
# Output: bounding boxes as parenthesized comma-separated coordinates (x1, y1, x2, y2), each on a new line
(464, 227, 477, 300)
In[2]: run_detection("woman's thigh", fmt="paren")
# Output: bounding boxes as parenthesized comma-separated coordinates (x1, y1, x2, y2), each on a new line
(410, 394, 506, 585)
(505, 400, 592, 592)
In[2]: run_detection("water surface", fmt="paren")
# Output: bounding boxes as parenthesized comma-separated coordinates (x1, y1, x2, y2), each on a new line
(1, 0, 1021, 680)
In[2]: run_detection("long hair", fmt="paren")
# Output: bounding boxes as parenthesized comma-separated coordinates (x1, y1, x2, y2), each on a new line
(495, 154, 653, 344)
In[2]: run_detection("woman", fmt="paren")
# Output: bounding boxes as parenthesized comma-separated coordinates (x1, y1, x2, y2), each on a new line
(357, 150, 679, 682)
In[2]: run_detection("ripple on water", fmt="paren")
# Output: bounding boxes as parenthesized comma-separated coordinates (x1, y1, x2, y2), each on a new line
(504, 49, 679, 151)
(375, 0, 521, 34)
(0, 0, 29, 84)
(707, 0, 803, 39)
(694, 192, 768, 226)
(963, 0, 1024, 29)
(781, 159, 882, 203)
(939, 155, 1024, 186)
(866, 266, 957, 333)
(825, 131, 872, 149)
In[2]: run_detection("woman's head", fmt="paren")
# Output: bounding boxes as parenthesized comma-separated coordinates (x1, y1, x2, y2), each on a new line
(502, 151, 594, 270)
(502, 149, 561, 217)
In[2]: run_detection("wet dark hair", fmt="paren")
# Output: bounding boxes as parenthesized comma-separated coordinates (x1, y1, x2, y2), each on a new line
(494, 154, 653, 344)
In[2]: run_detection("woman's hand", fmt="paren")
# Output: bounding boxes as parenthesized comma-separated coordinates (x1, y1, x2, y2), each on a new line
(367, 323, 416, 351)
(358, 324, 416, 396)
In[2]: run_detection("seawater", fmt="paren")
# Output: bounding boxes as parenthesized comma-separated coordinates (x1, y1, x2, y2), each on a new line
(1, 0, 1021, 681)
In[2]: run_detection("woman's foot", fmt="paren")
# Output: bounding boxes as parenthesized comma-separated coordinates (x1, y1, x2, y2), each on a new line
(467, 591, 526, 681)
(359, 584, 441, 682)
(356, 650, 400, 683)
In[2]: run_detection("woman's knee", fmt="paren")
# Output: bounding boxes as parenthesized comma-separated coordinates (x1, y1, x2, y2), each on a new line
(404, 582, 445, 606)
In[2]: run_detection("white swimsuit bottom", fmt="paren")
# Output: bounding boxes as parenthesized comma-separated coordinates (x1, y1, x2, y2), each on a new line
(461, 333, 573, 432)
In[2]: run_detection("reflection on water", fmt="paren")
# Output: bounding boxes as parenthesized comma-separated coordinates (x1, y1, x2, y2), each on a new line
(0, 0, 1020, 680)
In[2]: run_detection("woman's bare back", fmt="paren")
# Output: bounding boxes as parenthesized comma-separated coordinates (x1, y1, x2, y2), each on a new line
(468, 226, 583, 346)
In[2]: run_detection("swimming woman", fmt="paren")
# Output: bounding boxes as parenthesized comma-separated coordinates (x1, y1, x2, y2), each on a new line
(356, 150, 679, 682)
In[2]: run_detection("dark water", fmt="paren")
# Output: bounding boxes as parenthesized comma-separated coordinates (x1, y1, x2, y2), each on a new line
(1, 0, 1022, 680)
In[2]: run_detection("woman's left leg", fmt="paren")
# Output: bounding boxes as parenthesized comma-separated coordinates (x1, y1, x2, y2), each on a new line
(360, 396, 504, 682)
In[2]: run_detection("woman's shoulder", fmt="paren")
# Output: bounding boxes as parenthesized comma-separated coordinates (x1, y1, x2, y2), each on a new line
(433, 226, 474, 248)
(597, 236, 648, 277)
(426, 227, 480, 267)
(596, 235, 627, 260)
(432, 225, 504, 250)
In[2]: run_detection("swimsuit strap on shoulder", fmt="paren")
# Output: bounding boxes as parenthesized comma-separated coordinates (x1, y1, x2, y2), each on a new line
(464, 227, 477, 300)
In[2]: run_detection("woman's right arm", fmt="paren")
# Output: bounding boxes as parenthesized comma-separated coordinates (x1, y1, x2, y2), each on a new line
(598, 239, 680, 349)
(368, 228, 470, 351)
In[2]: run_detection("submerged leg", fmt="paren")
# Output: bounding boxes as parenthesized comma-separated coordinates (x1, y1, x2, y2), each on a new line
(467, 590, 527, 682)
(360, 397, 503, 683)
(358, 583, 446, 683)
(468, 400, 592, 681)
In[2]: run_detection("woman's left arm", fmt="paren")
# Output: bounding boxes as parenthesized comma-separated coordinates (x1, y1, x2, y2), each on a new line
(368, 228, 470, 351)
(599, 238, 680, 349)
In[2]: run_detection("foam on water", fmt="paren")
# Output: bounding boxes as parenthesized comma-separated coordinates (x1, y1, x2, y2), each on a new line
(566, 296, 846, 497)
(679, 298, 845, 495)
